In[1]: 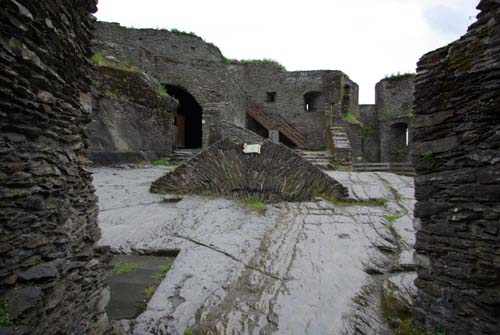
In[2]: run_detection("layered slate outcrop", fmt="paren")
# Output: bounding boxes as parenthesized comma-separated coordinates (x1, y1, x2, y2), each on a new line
(89, 65, 178, 165)
(0, 1, 110, 334)
(151, 137, 348, 202)
(412, 1, 500, 334)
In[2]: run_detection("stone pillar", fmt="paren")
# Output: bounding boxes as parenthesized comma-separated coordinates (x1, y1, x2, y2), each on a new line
(0, 1, 111, 334)
(269, 130, 280, 143)
(412, 1, 500, 334)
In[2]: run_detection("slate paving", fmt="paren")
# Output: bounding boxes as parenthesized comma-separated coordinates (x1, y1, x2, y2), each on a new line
(94, 167, 416, 335)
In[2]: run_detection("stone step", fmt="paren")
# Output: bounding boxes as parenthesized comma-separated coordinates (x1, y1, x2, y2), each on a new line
(295, 150, 333, 170)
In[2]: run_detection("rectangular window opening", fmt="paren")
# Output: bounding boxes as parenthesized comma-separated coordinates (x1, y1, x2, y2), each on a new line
(266, 91, 276, 103)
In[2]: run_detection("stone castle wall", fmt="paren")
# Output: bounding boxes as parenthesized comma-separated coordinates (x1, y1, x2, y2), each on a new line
(94, 22, 361, 151)
(0, 1, 110, 334)
(359, 104, 380, 162)
(229, 64, 359, 149)
(412, 1, 500, 333)
(88, 65, 178, 165)
(377, 76, 415, 162)
(94, 22, 248, 147)
(359, 76, 415, 163)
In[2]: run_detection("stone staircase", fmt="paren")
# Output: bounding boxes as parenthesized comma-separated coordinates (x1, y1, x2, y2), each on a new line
(330, 126, 352, 165)
(247, 99, 305, 147)
(167, 149, 198, 164)
(296, 150, 333, 169)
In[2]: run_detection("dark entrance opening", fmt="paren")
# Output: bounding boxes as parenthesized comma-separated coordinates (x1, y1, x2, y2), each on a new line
(304, 91, 323, 112)
(164, 85, 202, 149)
(389, 122, 410, 162)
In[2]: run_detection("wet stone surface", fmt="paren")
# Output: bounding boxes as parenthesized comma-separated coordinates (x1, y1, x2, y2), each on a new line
(94, 166, 416, 335)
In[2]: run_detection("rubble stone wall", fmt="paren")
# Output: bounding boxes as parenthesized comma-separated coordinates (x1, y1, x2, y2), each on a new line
(0, 1, 111, 334)
(412, 1, 500, 333)
(88, 66, 178, 165)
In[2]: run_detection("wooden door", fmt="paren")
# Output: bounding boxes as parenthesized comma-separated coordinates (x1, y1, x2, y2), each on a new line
(177, 114, 185, 148)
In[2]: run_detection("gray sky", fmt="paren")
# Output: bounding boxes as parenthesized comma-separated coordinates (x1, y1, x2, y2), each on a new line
(95, 0, 479, 104)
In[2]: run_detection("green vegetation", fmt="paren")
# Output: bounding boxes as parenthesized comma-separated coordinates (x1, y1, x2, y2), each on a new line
(145, 263, 173, 299)
(290, 192, 301, 202)
(421, 151, 433, 159)
(223, 58, 286, 71)
(384, 72, 416, 82)
(90, 52, 137, 72)
(158, 84, 167, 96)
(329, 164, 352, 172)
(169, 28, 198, 37)
(152, 265, 172, 281)
(321, 194, 388, 207)
(0, 301, 11, 327)
(361, 126, 376, 140)
(381, 282, 446, 335)
(144, 285, 158, 299)
(113, 261, 143, 274)
(184, 327, 193, 335)
(385, 213, 405, 223)
(153, 159, 178, 167)
(342, 112, 362, 125)
(239, 196, 267, 214)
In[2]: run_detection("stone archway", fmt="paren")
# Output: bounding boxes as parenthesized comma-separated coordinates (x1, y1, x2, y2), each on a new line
(303, 91, 323, 112)
(164, 85, 203, 149)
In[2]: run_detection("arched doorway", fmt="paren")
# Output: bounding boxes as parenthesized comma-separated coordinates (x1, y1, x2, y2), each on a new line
(164, 85, 202, 149)
(303, 91, 323, 112)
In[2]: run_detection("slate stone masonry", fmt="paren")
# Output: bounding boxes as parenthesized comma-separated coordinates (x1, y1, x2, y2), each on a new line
(0, 1, 111, 334)
(88, 65, 178, 165)
(412, 1, 500, 333)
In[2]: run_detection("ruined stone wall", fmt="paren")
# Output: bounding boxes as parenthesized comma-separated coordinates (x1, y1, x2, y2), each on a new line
(88, 66, 178, 165)
(229, 64, 359, 150)
(94, 22, 248, 147)
(412, 1, 500, 334)
(151, 138, 348, 202)
(359, 104, 380, 162)
(0, 1, 111, 334)
(376, 76, 415, 162)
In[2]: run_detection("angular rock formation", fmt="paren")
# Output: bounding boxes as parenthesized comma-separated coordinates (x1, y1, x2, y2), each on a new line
(151, 137, 348, 202)
(412, 1, 500, 334)
(89, 64, 178, 165)
(0, 1, 110, 334)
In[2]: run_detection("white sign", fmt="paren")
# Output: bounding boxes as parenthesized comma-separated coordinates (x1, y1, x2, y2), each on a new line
(243, 143, 261, 154)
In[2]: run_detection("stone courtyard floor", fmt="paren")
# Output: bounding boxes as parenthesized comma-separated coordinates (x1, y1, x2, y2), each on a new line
(93, 166, 416, 335)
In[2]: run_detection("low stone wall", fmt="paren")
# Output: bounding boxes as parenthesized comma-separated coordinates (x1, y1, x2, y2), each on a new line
(89, 65, 178, 165)
(0, 1, 111, 334)
(412, 1, 500, 334)
(208, 121, 264, 145)
(151, 138, 348, 202)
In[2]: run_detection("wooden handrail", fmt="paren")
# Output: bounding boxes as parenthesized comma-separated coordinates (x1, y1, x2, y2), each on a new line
(246, 100, 305, 147)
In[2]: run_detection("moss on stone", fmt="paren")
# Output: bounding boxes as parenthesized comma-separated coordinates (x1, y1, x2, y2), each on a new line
(342, 112, 362, 125)
(225, 58, 286, 71)
(384, 73, 416, 82)
(94, 66, 175, 124)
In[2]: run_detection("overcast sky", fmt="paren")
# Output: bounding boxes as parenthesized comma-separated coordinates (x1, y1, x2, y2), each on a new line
(95, 0, 479, 104)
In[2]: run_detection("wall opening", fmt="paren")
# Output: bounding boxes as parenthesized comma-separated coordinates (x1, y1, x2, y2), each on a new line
(389, 122, 409, 162)
(304, 91, 323, 112)
(266, 91, 276, 103)
(165, 85, 202, 149)
(279, 132, 297, 148)
(246, 114, 269, 138)
(341, 85, 352, 115)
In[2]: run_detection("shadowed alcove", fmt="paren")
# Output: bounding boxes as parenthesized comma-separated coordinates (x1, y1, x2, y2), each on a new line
(164, 85, 202, 149)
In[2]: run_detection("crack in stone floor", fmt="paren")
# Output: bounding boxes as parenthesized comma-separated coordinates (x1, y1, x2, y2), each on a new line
(94, 167, 416, 335)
